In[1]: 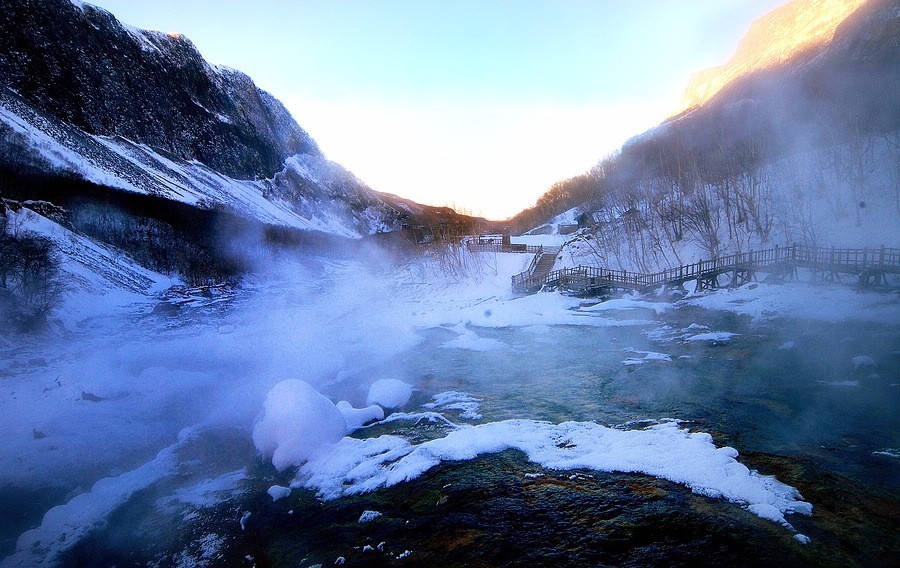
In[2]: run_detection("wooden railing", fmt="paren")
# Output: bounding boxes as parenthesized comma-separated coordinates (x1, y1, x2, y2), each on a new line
(511, 246, 544, 291)
(467, 242, 544, 254)
(512, 244, 900, 294)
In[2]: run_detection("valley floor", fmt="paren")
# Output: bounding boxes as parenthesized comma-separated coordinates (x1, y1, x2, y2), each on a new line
(1, 246, 898, 567)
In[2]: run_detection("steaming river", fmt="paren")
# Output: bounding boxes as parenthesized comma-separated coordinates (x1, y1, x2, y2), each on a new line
(1, 284, 898, 567)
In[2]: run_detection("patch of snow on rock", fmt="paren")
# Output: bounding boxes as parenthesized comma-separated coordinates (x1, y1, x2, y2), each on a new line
(267, 485, 292, 502)
(358, 510, 382, 523)
(423, 391, 483, 420)
(872, 448, 899, 459)
(684, 332, 738, 344)
(294, 419, 811, 531)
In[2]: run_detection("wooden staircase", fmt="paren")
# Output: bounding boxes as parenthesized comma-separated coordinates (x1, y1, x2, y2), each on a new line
(510, 246, 560, 293)
(532, 249, 558, 282)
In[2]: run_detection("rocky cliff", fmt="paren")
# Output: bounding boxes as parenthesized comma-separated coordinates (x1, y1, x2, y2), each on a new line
(0, 0, 405, 238)
(679, 0, 867, 112)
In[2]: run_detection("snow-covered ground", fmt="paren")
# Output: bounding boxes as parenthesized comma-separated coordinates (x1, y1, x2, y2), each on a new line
(539, 137, 900, 275)
(684, 279, 900, 324)
(2, 207, 172, 328)
(523, 206, 581, 236)
(2, 235, 898, 566)
(510, 233, 572, 249)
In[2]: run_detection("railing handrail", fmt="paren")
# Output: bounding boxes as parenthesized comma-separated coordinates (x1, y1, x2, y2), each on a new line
(513, 244, 900, 294)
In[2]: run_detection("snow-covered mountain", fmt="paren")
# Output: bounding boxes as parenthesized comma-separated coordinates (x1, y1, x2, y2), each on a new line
(0, 0, 405, 238)
(511, 0, 899, 269)
(679, 0, 867, 112)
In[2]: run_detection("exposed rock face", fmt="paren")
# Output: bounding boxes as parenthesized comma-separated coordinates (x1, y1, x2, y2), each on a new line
(679, 0, 867, 112)
(0, 0, 407, 238)
(679, 0, 900, 141)
(0, 0, 319, 180)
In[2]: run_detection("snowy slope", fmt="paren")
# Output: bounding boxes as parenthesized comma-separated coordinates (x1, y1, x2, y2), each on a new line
(0, 0, 405, 239)
(3, 203, 171, 326)
(0, 90, 397, 238)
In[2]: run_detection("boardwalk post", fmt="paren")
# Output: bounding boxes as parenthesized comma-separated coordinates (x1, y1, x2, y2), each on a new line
(828, 247, 834, 282)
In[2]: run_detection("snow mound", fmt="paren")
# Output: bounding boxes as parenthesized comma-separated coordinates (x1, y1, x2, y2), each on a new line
(336, 401, 385, 433)
(440, 328, 508, 351)
(366, 379, 413, 409)
(294, 419, 811, 530)
(267, 485, 292, 502)
(252, 380, 346, 471)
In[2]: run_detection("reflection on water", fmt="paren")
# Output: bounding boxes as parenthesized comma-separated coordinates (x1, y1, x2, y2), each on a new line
(382, 306, 899, 492)
(5, 301, 900, 566)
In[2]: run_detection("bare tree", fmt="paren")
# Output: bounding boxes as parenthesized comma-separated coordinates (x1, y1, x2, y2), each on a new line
(0, 226, 63, 331)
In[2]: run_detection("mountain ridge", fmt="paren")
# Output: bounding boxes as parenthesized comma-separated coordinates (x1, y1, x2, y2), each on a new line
(510, 0, 899, 271)
(679, 0, 867, 113)
(0, 0, 418, 240)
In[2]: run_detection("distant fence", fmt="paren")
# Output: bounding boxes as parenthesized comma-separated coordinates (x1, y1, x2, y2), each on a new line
(466, 242, 544, 254)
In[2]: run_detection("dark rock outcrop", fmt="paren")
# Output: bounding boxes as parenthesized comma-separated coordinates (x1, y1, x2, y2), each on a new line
(0, 0, 431, 241)
(0, 0, 319, 180)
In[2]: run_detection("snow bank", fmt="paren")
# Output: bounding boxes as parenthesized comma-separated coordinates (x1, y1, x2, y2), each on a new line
(580, 296, 672, 315)
(366, 379, 413, 409)
(2, 428, 198, 568)
(336, 401, 385, 433)
(252, 380, 346, 471)
(3, 207, 171, 327)
(294, 419, 811, 529)
(440, 328, 508, 351)
(686, 281, 900, 324)
(447, 292, 656, 329)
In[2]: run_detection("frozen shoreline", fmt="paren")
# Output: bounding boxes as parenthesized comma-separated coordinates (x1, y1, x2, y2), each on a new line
(2, 250, 897, 566)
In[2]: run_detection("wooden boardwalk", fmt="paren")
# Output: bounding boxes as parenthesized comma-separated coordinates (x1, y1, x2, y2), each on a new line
(511, 244, 900, 295)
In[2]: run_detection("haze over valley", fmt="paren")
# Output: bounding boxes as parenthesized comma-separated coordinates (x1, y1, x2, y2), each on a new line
(0, 1, 898, 566)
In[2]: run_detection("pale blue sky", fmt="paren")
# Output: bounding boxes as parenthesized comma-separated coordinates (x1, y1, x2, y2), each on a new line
(88, 0, 789, 218)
